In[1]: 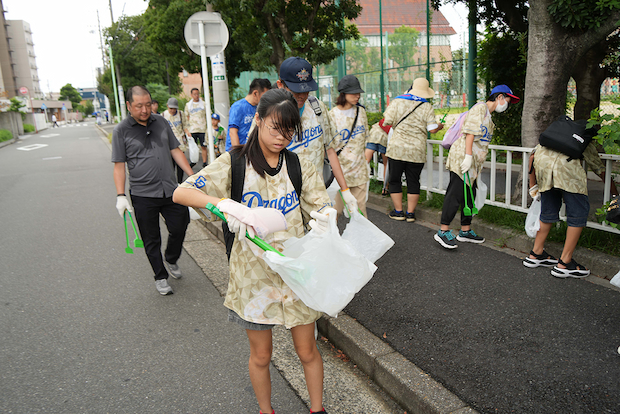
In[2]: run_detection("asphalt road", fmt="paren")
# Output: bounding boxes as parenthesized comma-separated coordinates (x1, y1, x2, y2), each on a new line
(0, 123, 309, 413)
(342, 209, 620, 413)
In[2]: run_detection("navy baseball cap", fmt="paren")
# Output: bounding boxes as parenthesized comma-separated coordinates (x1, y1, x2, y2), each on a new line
(279, 57, 318, 93)
(490, 85, 520, 103)
(211, 113, 220, 120)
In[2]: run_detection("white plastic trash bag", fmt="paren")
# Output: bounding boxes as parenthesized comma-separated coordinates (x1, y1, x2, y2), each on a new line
(525, 197, 542, 238)
(475, 179, 488, 212)
(188, 135, 199, 163)
(263, 212, 377, 317)
(342, 211, 394, 263)
(610, 270, 620, 288)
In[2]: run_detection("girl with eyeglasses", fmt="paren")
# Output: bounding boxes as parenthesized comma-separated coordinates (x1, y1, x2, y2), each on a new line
(173, 89, 334, 414)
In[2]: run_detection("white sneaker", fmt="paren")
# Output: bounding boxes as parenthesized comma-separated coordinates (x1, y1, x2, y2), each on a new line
(166, 261, 182, 279)
(155, 279, 173, 295)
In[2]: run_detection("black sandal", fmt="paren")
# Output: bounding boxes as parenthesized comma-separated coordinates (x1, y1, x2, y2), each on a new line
(522, 250, 558, 268)
(551, 258, 590, 278)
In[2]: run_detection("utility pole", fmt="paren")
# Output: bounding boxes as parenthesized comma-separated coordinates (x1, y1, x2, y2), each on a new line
(109, 0, 114, 25)
(97, 11, 106, 68)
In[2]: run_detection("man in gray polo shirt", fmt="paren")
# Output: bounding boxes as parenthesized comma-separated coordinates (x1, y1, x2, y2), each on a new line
(112, 86, 194, 296)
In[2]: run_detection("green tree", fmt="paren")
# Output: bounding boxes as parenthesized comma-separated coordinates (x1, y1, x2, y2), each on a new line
(389, 26, 420, 70)
(82, 101, 95, 116)
(59, 84, 82, 109)
(143, 0, 252, 96)
(477, 31, 527, 146)
(103, 14, 179, 96)
(208, 0, 362, 73)
(8, 97, 25, 112)
(146, 83, 170, 112)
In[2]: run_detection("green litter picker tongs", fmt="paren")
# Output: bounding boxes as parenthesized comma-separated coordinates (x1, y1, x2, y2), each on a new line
(127, 211, 144, 248)
(123, 211, 134, 254)
(462, 171, 478, 216)
(205, 203, 284, 257)
(123, 210, 144, 254)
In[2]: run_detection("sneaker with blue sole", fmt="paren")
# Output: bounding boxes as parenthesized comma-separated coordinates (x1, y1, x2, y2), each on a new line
(456, 229, 485, 244)
(434, 230, 458, 249)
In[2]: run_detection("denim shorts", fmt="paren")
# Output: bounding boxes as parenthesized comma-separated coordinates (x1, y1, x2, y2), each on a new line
(228, 309, 274, 331)
(540, 188, 589, 227)
(365, 142, 386, 154)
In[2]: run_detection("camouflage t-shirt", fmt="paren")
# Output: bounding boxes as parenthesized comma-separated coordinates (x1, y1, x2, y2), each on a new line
(329, 105, 370, 188)
(180, 152, 333, 328)
(533, 142, 604, 195)
(162, 109, 187, 152)
(286, 98, 338, 181)
(384, 99, 438, 163)
(366, 122, 389, 147)
(184, 100, 207, 133)
(445, 103, 494, 180)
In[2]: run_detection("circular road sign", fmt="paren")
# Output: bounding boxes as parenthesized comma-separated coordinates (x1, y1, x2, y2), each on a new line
(19, 86, 29, 95)
(184, 11, 229, 57)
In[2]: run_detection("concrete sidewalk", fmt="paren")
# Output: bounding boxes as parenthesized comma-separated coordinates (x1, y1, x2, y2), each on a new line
(195, 192, 620, 414)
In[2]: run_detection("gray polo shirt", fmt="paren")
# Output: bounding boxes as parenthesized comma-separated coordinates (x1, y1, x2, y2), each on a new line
(111, 114, 180, 198)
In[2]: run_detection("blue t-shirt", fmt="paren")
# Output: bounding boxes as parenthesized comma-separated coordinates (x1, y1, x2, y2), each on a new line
(226, 98, 257, 151)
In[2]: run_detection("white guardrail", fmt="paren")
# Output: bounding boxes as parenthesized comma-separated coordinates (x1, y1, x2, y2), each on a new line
(417, 140, 620, 235)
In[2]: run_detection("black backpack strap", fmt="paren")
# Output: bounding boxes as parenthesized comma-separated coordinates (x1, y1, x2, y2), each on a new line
(283, 149, 302, 200)
(224, 149, 247, 260)
(229, 149, 246, 202)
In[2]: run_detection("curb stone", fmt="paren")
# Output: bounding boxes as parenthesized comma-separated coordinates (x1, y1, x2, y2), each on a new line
(195, 190, 619, 413)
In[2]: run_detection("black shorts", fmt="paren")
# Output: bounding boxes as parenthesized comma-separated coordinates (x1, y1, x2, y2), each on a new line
(192, 133, 206, 147)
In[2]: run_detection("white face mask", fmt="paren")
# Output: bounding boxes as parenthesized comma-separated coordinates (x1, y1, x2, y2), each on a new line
(495, 96, 508, 113)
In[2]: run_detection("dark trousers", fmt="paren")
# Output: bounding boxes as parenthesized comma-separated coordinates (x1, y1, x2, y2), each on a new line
(130, 194, 189, 280)
(440, 171, 477, 227)
(387, 158, 424, 194)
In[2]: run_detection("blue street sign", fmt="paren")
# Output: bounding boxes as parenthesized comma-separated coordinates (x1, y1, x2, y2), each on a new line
(40, 103, 47, 110)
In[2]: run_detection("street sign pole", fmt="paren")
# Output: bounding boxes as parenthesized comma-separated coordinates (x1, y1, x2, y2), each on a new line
(197, 21, 216, 164)
(184, 11, 229, 165)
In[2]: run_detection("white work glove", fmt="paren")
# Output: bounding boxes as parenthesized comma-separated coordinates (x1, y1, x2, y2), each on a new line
(227, 214, 256, 241)
(217, 198, 257, 241)
(116, 195, 133, 217)
(529, 184, 539, 200)
(460, 154, 473, 174)
(340, 188, 358, 218)
(308, 207, 337, 235)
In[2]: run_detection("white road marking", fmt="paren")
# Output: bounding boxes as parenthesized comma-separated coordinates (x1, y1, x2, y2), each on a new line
(79, 137, 90, 140)
(17, 144, 48, 151)
(42, 156, 62, 160)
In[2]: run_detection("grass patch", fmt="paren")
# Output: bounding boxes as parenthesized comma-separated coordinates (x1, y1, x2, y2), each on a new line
(0, 129, 12, 142)
(23, 123, 35, 133)
(107, 132, 113, 143)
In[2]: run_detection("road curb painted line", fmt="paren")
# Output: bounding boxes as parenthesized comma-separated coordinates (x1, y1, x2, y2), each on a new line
(197, 217, 478, 414)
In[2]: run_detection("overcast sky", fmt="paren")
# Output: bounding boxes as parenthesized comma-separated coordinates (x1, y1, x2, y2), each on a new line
(3, 0, 469, 94)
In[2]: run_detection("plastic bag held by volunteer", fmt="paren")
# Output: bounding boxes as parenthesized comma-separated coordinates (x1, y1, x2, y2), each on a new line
(263, 209, 376, 317)
(341, 211, 394, 263)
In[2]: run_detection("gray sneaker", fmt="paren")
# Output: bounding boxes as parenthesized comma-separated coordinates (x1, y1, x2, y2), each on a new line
(166, 261, 182, 279)
(155, 279, 173, 295)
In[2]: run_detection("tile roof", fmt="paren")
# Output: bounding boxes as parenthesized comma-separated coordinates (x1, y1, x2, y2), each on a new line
(354, 0, 456, 35)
